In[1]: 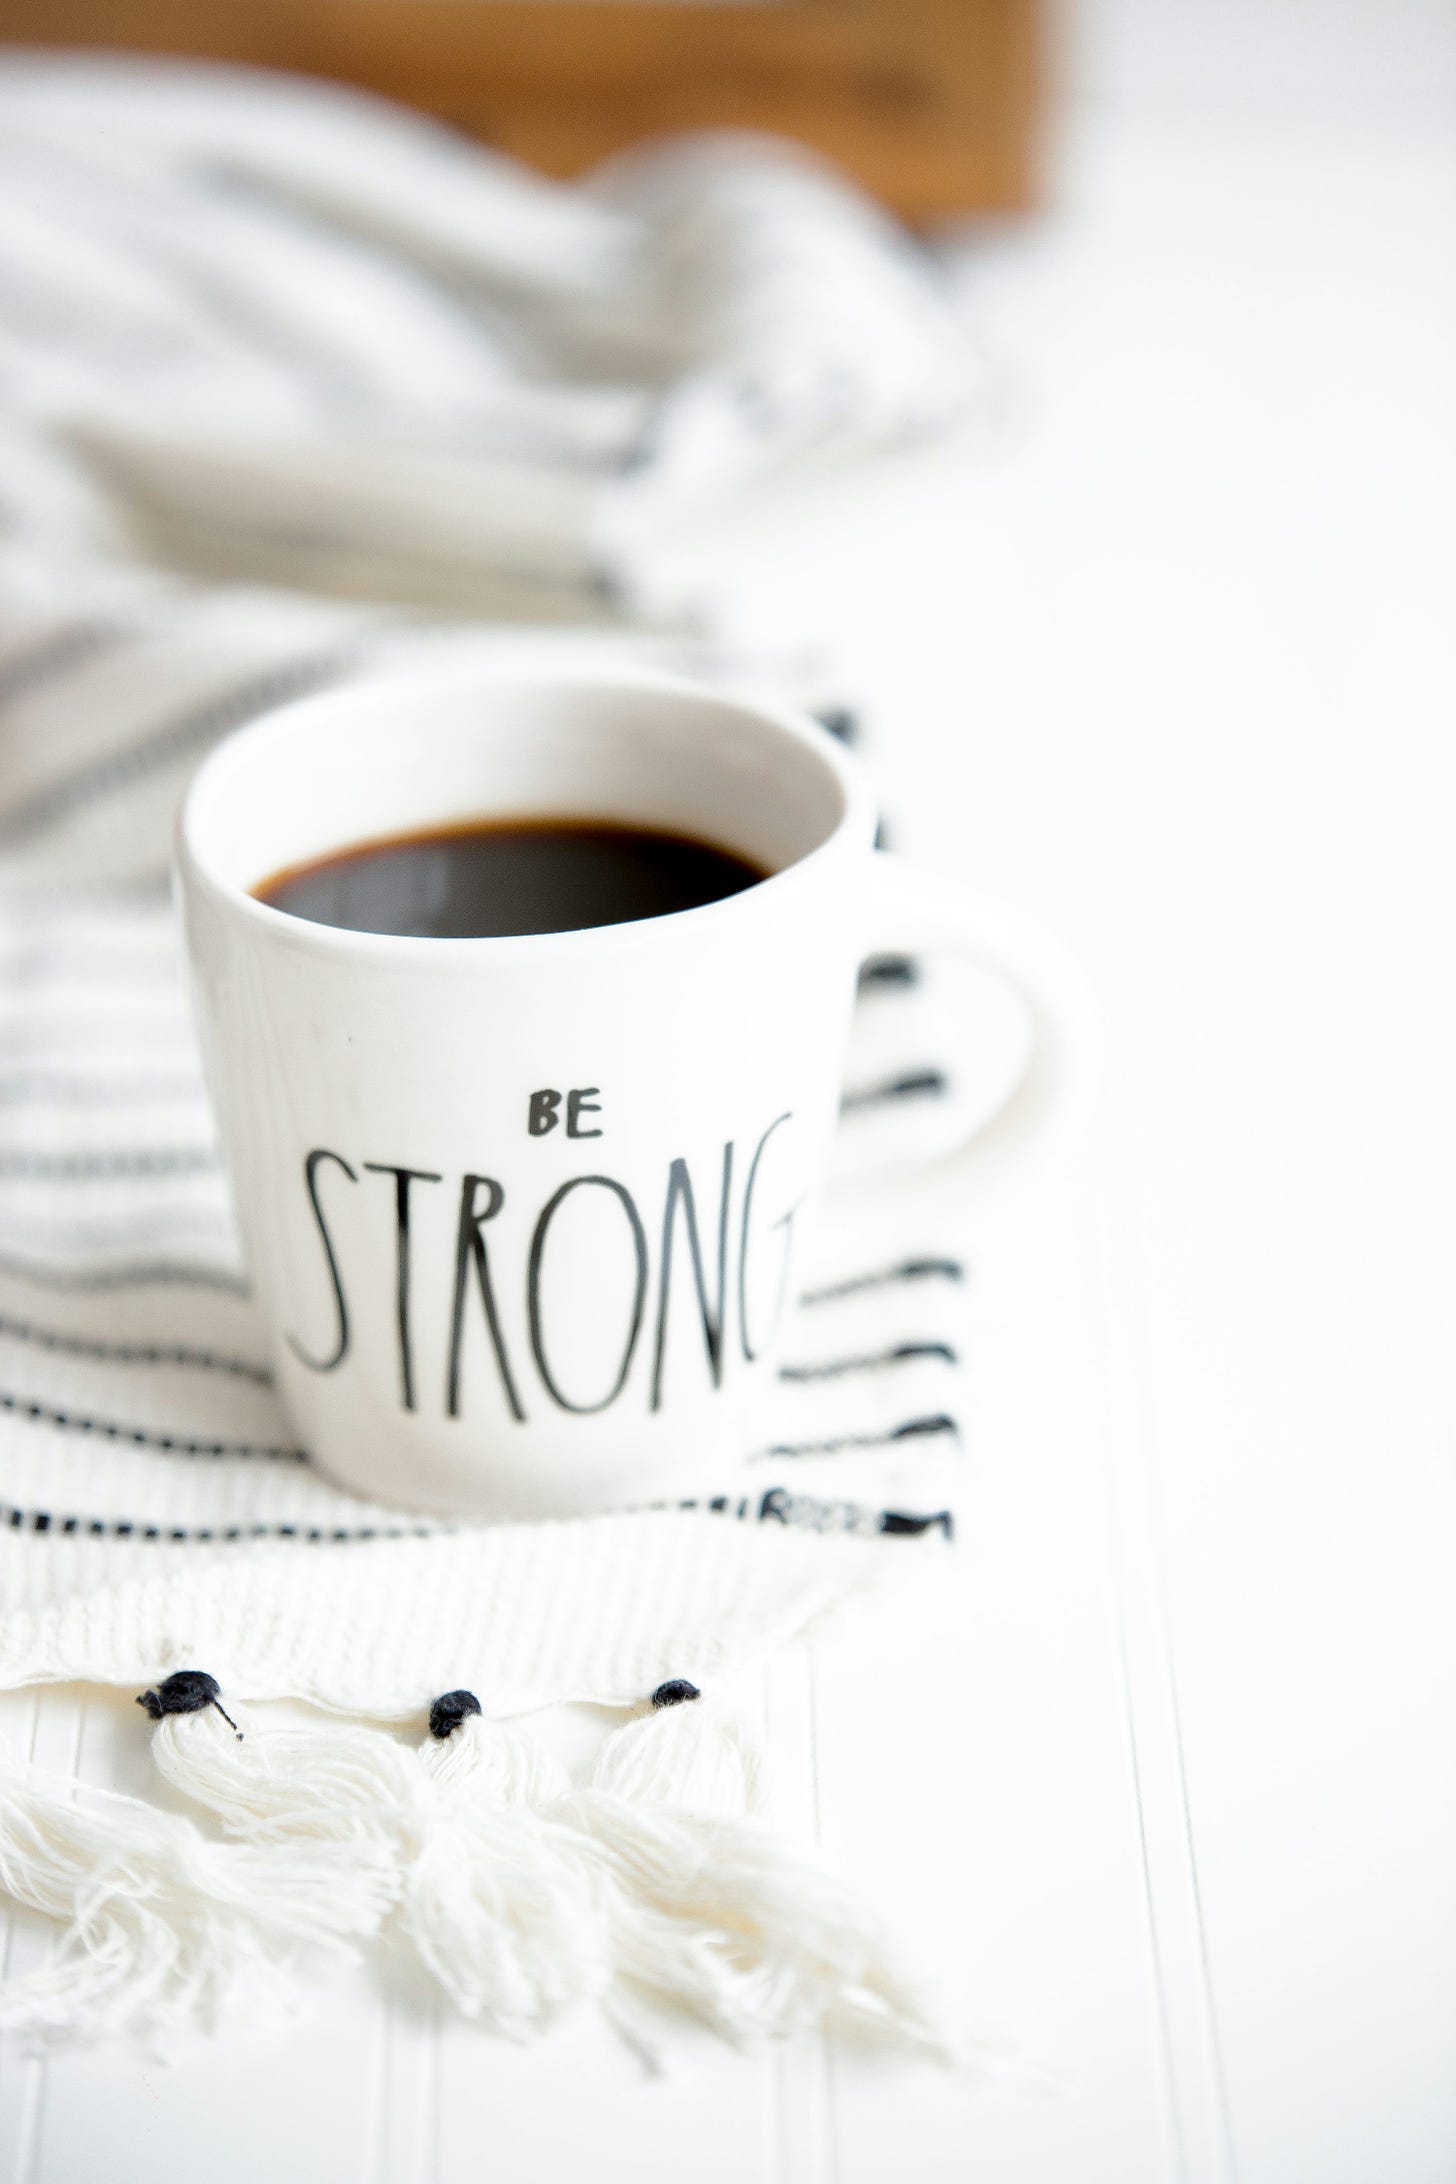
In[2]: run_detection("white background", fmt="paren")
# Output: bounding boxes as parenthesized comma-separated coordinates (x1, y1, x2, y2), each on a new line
(3, 1, 1455, 2176)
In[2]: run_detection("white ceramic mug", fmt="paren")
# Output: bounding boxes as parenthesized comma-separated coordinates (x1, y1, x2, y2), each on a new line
(177, 665, 1062, 1519)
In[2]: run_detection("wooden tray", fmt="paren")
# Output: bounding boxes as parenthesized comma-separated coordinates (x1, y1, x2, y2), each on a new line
(6, 0, 1042, 219)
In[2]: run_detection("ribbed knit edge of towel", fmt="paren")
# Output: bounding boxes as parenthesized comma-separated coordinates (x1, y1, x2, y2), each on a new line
(0, 1510, 941, 1719)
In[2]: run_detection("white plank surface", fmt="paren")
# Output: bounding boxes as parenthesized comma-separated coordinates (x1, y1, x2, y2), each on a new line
(4, 1, 1455, 2176)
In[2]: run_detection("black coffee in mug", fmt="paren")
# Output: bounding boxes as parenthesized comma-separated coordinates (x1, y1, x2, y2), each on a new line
(254, 818, 768, 940)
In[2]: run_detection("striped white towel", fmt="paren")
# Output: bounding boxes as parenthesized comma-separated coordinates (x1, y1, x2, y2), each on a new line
(0, 595, 979, 1719)
(0, 54, 977, 622)
(0, 57, 985, 1720)
(0, 69, 1038, 2054)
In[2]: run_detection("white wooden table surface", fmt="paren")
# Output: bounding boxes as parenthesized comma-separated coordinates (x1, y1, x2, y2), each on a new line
(3, 4, 1455, 2177)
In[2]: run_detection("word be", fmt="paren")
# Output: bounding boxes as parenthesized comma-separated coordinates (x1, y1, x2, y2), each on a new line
(528, 1087, 602, 1138)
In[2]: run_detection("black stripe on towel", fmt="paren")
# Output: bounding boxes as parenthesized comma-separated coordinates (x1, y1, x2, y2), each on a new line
(798, 1258, 964, 1306)
(0, 652, 351, 845)
(840, 1069, 947, 1114)
(879, 1508, 955, 1539)
(0, 949, 181, 990)
(0, 1389, 304, 1460)
(0, 1251, 249, 1297)
(0, 1012, 195, 1055)
(0, 620, 136, 712)
(759, 1413, 960, 1458)
(0, 1310, 271, 1384)
(649, 1486, 954, 1541)
(11, 870, 172, 908)
(0, 1503, 434, 1543)
(0, 1489, 953, 1548)
(857, 954, 919, 991)
(0, 1211, 232, 1259)
(0, 1147, 219, 1180)
(778, 1341, 957, 1381)
(752, 1487, 954, 1540)
(0, 1072, 202, 1107)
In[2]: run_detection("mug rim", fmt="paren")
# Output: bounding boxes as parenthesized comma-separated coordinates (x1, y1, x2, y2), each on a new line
(172, 655, 877, 965)
(175, 660, 874, 963)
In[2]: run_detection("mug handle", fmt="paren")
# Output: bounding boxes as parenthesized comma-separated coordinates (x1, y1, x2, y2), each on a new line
(856, 852, 1094, 1203)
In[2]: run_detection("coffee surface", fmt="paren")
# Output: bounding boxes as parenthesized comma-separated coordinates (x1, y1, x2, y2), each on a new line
(254, 818, 766, 939)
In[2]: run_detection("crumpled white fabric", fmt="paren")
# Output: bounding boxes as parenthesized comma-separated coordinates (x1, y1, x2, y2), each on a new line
(0, 53, 976, 621)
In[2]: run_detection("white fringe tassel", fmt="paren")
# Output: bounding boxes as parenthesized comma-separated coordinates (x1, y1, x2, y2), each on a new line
(404, 1705, 607, 2037)
(149, 1688, 608, 2040)
(0, 1768, 385, 2044)
(0, 1673, 962, 2061)
(559, 1684, 958, 2059)
(151, 1701, 420, 1856)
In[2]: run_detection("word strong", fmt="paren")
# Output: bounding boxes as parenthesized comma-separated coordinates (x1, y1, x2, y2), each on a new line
(286, 1113, 796, 1425)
